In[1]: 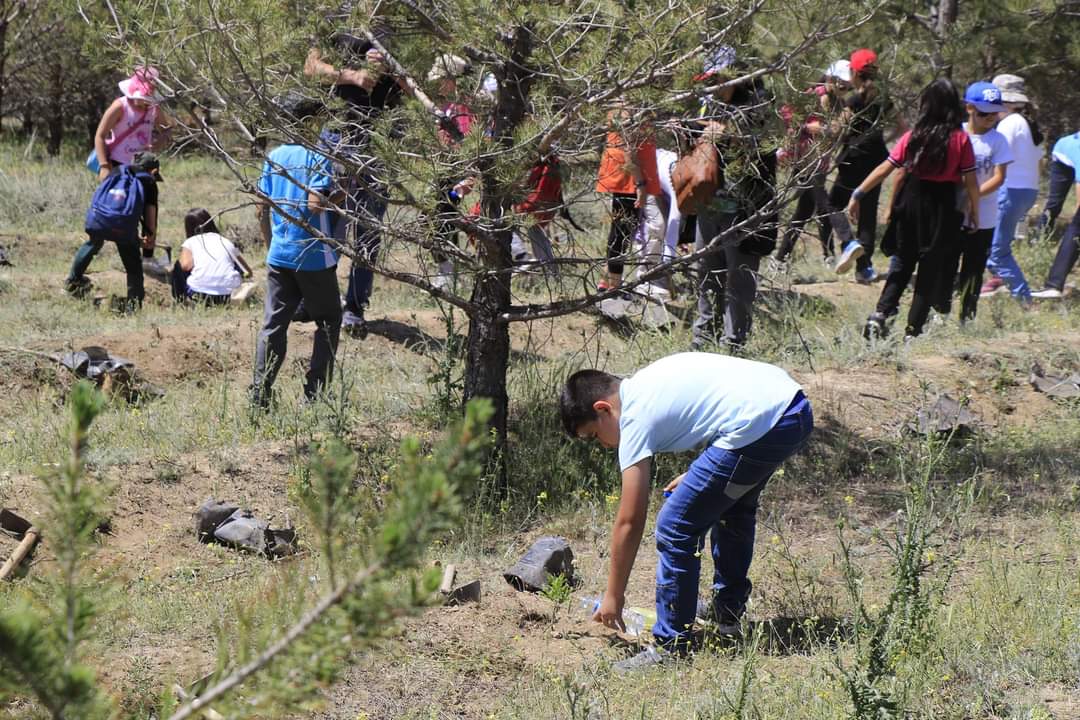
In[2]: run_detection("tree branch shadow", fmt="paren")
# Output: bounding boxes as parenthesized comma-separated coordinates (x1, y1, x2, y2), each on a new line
(365, 318, 540, 363)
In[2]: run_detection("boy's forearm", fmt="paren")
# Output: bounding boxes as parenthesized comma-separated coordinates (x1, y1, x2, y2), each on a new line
(605, 459, 651, 600)
(963, 172, 980, 226)
(980, 166, 1006, 197)
(857, 159, 895, 195)
(605, 517, 645, 600)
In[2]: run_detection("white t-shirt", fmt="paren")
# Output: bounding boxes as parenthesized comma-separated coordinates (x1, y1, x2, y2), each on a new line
(182, 232, 243, 296)
(617, 352, 803, 470)
(997, 112, 1041, 190)
(655, 148, 682, 250)
(964, 125, 1013, 230)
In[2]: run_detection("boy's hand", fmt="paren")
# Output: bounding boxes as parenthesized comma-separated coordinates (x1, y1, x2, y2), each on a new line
(662, 473, 685, 495)
(592, 593, 626, 632)
(453, 177, 476, 197)
(141, 233, 156, 251)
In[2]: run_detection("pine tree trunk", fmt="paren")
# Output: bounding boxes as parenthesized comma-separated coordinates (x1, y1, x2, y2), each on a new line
(46, 61, 64, 155)
(0, 14, 6, 127)
(463, 251, 511, 476)
(461, 23, 535, 491)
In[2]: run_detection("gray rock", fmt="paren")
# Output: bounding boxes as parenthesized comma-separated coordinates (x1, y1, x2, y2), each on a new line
(213, 509, 268, 555)
(194, 498, 240, 542)
(504, 536, 574, 592)
(910, 395, 978, 436)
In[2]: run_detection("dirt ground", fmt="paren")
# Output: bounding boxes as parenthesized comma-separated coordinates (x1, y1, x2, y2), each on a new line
(1, 260, 1078, 718)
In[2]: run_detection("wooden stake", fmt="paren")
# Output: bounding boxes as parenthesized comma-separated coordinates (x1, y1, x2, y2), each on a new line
(439, 563, 457, 595)
(0, 527, 40, 581)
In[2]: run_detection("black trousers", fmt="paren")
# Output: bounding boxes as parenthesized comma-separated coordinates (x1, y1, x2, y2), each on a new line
(940, 228, 993, 321)
(606, 192, 638, 276)
(875, 241, 952, 336)
(828, 155, 883, 272)
(776, 169, 854, 261)
(431, 181, 463, 265)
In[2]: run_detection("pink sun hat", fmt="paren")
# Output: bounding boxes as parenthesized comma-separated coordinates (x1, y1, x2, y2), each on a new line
(118, 66, 162, 103)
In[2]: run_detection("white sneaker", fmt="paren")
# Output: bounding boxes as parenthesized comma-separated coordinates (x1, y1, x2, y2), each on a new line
(834, 241, 865, 274)
(633, 282, 671, 300)
(1031, 287, 1063, 299)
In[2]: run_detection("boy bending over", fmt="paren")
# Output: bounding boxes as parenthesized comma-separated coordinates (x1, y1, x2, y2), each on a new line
(560, 352, 812, 671)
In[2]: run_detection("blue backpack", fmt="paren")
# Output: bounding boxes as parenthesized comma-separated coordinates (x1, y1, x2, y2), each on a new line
(85, 167, 147, 242)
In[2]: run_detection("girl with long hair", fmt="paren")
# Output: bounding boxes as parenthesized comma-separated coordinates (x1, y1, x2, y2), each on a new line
(172, 208, 252, 305)
(847, 78, 980, 339)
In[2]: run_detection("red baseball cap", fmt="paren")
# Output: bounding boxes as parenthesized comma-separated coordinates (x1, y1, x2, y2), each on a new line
(850, 48, 878, 74)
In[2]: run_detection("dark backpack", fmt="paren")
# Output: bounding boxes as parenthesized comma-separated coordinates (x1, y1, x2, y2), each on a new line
(85, 167, 147, 242)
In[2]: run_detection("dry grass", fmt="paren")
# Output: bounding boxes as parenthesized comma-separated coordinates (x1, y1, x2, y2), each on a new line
(0, 145, 1078, 719)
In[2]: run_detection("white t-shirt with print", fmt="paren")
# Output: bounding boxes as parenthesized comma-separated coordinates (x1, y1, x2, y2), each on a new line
(182, 232, 243, 296)
(997, 113, 1041, 190)
(616, 353, 803, 471)
(964, 125, 1013, 230)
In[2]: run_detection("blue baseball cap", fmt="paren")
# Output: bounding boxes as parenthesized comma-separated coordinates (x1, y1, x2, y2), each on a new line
(964, 82, 1005, 113)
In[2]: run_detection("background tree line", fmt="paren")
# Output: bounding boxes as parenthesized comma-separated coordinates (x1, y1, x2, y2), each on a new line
(2, 1, 1077, 154)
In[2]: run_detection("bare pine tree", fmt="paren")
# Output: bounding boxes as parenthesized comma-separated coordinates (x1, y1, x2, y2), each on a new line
(115, 0, 884, 482)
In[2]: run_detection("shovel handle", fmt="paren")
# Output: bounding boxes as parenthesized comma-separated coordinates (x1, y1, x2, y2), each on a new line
(0, 527, 40, 581)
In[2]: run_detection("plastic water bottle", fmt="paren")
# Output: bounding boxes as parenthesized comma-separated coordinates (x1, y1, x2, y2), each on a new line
(107, 187, 127, 208)
(579, 594, 650, 637)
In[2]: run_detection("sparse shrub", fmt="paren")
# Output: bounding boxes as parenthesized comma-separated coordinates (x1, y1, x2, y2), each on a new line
(831, 437, 960, 719)
(0, 381, 494, 718)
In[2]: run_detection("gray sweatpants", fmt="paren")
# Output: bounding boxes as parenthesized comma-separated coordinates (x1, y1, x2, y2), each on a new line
(252, 264, 342, 403)
(692, 212, 761, 348)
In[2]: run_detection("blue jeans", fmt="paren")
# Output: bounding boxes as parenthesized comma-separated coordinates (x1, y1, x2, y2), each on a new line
(342, 177, 389, 322)
(652, 392, 813, 648)
(988, 187, 1037, 299)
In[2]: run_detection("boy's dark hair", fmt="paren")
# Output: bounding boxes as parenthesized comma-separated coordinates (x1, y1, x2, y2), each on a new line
(184, 207, 219, 238)
(559, 369, 621, 437)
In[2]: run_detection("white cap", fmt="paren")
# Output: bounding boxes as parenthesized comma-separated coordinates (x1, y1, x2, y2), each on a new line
(825, 59, 852, 83)
(427, 54, 470, 83)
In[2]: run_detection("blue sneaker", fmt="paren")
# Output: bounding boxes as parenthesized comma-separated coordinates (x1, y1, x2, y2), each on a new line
(834, 241, 865, 275)
(855, 266, 878, 284)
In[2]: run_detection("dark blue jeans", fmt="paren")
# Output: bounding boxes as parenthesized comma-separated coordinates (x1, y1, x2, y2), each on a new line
(1033, 160, 1075, 237)
(652, 392, 813, 648)
(343, 176, 389, 320)
(1046, 213, 1080, 291)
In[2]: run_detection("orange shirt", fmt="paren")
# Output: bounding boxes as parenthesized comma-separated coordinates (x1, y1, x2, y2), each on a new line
(595, 131, 661, 195)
